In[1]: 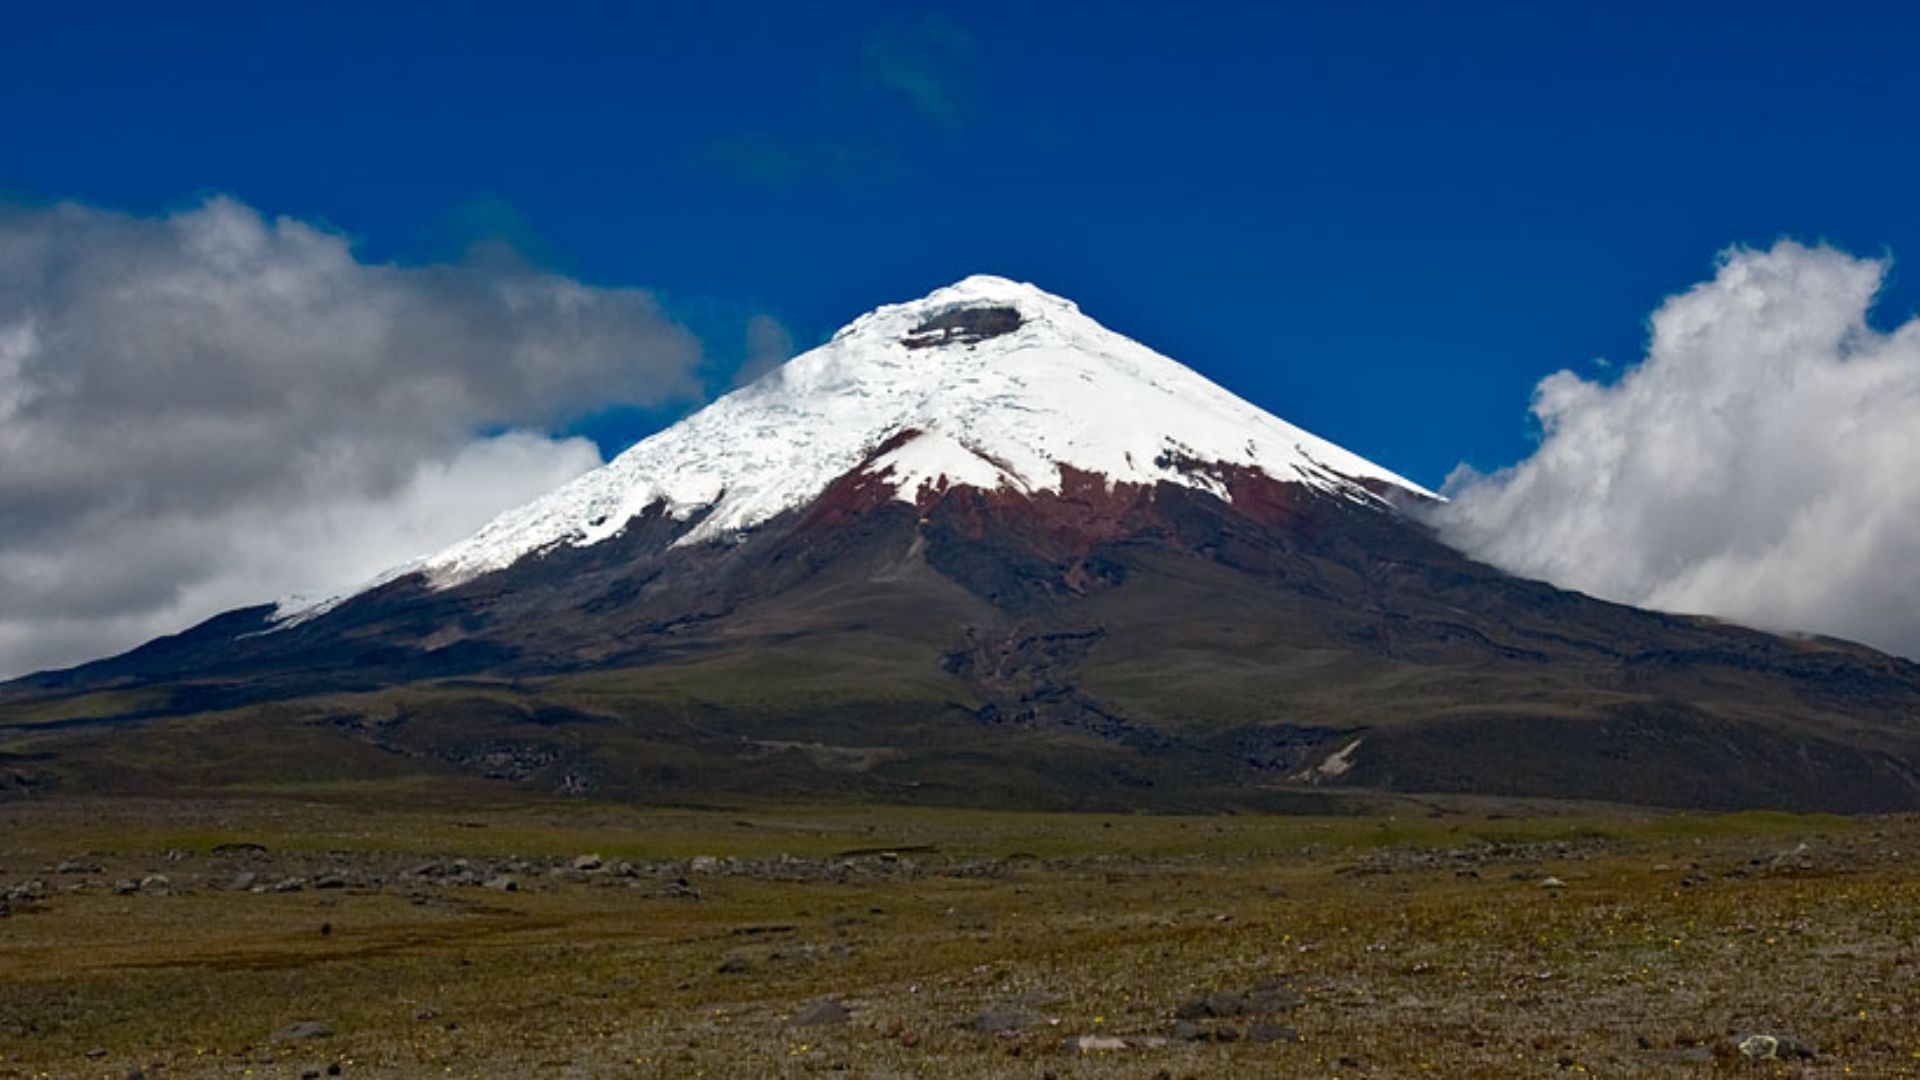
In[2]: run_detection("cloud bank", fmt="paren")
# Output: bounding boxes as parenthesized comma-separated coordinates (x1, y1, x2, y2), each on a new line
(1435, 241, 1920, 658)
(0, 197, 703, 677)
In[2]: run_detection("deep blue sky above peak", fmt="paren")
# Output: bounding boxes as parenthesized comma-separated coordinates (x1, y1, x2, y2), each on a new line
(6, 0, 1920, 489)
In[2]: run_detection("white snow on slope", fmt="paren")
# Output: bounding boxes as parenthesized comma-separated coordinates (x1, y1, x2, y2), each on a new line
(418, 275, 1432, 585)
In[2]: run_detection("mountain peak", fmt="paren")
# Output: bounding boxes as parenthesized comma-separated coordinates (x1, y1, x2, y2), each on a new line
(410, 277, 1433, 586)
(903, 273, 1070, 311)
(830, 274, 1078, 353)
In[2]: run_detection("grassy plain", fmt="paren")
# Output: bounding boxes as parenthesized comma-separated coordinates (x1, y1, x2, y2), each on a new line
(2, 787, 1917, 1077)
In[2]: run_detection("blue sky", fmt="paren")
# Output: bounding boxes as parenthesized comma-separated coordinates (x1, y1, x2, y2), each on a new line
(5, 0, 1919, 489)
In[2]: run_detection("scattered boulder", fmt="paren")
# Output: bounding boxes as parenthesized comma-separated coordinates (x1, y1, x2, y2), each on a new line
(229, 871, 259, 892)
(1171, 981, 1298, 1043)
(1768, 843, 1815, 871)
(483, 875, 518, 892)
(1539, 877, 1568, 890)
(1175, 981, 1299, 1021)
(137, 874, 171, 897)
(269, 1021, 334, 1043)
(1245, 981, 1302, 1011)
(1171, 1017, 1244, 1043)
(312, 872, 348, 890)
(1736, 1032, 1816, 1061)
(1175, 992, 1247, 1020)
(570, 854, 604, 872)
(960, 1004, 1043, 1032)
(791, 999, 851, 1027)
(1077, 1035, 1128, 1052)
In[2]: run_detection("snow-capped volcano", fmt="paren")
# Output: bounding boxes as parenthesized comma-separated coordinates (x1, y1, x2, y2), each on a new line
(21, 276, 1920, 816)
(424, 275, 1431, 584)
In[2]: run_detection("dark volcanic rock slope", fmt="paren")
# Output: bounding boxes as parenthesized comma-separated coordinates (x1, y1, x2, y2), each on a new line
(6, 276, 1920, 812)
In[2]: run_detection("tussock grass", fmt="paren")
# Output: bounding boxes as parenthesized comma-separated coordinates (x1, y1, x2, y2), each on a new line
(0, 794, 1914, 1077)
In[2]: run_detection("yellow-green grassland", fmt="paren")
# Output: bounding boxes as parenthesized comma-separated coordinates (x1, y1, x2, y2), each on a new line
(2, 786, 1917, 1077)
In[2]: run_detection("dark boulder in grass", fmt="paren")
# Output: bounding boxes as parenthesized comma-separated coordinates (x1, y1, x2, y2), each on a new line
(790, 999, 851, 1027)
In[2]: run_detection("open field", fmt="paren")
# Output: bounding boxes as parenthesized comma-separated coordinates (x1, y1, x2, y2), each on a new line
(3, 788, 1919, 1077)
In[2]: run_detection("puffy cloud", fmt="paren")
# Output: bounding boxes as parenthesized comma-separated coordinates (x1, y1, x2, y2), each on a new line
(1434, 241, 1920, 658)
(0, 197, 703, 677)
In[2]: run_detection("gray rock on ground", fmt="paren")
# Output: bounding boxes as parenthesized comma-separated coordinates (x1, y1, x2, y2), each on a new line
(790, 999, 851, 1026)
(1247, 1022, 1300, 1044)
(959, 1004, 1043, 1032)
(1737, 1032, 1816, 1060)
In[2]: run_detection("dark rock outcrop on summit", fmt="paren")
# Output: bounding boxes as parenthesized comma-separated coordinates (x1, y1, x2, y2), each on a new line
(902, 305, 1023, 348)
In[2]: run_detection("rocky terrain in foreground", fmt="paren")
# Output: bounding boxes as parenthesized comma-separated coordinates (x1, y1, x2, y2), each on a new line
(2, 795, 1917, 1077)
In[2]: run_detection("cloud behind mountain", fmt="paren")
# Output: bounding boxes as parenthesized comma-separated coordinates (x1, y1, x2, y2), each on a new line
(1435, 241, 1920, 659)
(0, 196, 703, 676)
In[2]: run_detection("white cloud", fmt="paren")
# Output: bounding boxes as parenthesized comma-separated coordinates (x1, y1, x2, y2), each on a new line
(0, 197, 705, 677)
(1434, 240, 1920, 658)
